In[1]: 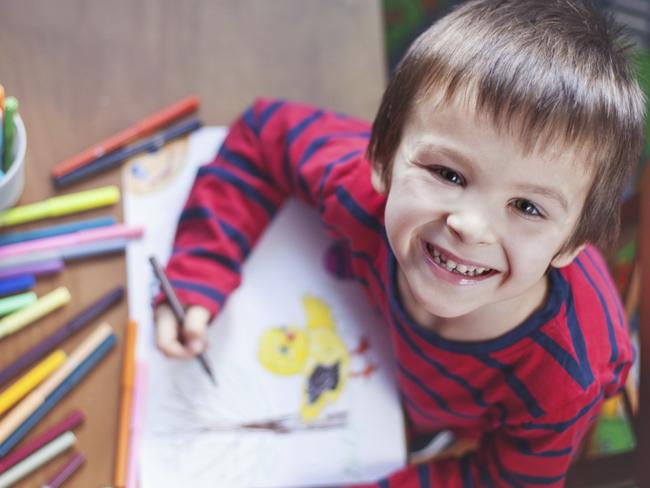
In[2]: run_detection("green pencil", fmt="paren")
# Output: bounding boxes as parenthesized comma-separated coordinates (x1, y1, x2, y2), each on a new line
(2, 97, 18, 173)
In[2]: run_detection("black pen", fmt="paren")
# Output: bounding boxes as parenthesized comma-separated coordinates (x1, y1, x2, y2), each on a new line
(149, 255, 217, 386)
(53, 118, 203, 188)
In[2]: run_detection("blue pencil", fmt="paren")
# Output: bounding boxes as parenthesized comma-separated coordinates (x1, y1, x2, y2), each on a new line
(0, 216, 117, 247)
(0, 274, 35, 297)
(0, 334, 116, 457)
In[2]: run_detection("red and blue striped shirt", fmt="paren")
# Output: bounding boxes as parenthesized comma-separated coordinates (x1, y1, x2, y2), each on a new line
(165, 99, 633, 487)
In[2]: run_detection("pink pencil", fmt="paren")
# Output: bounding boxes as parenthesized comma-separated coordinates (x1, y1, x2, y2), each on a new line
(126, 362, 148, 488)
(0, 410, 84, 474)
(0, 224, 143, 259)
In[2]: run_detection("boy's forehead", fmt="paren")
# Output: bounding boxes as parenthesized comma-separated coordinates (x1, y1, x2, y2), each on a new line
(406, 91, 595, 172)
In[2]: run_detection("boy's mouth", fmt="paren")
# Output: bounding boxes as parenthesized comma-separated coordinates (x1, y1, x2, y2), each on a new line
(425, 243, 495, 278)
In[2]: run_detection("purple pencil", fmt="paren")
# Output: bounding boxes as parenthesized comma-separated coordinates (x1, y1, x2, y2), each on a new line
(0, 410, 84, 474)
(43, 451, 85, 488)
(0, 258, 64, 280)
(0, 287, 124, 387)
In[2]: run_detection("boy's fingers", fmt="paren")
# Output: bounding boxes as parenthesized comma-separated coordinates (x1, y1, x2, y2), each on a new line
(155, 305, 191, 358)
(183, 306, 211, 355)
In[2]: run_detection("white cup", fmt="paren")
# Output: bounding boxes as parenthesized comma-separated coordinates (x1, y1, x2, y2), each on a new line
(0, 114, 27, 210)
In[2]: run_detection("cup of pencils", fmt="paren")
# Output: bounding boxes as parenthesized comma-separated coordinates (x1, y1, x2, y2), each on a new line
(0, 92, 26, 211)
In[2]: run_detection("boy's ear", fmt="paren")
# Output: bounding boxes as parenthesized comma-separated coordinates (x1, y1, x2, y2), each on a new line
(370, 165, 387, 194)
(550, 243, 587, 268)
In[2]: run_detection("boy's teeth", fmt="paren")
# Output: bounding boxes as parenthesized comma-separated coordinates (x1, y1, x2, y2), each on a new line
(428, 244, 491, 277)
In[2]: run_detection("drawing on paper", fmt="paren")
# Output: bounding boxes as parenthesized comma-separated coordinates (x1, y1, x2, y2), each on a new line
(125, 137, 189, 195)
(259, 295, 377, 422)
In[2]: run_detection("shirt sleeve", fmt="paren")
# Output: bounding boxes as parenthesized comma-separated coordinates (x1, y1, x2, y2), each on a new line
(157, 98, 372, 316)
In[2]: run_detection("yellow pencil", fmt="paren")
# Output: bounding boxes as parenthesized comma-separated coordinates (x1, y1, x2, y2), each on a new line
(0, 323, 113, 445)
(0, 287, 71, 340)
(0, 350, 66, 416)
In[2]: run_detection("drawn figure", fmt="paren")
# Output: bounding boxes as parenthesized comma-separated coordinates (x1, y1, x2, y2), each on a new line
(258, 296, 376, 422)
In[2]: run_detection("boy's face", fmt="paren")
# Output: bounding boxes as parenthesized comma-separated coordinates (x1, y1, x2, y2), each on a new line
(373, 97, 592, 333)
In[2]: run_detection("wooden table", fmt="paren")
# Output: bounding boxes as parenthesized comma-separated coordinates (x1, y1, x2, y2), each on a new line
(0, 1, 386, 485)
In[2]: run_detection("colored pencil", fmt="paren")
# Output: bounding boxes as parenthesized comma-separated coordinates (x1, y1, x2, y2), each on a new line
(43, 451, 85, 488)
(2, 97, 17, 173)
(0, 287, 123, 387)
(52, 95, 199, 177)
(149, 255, 217, 385)
(0, 410, 84, 475)
(0, 216, 117, 246)
(0, 185, 120, 228)
(0, 350, 66, 416)
(0, 223, 143, 258)
(0, 287, 71, 340)
(0, 328, 116, 456)
(126, 362, 148, 488)
(0, 291, 37, 316)
(0, 274, 35, 297)
(0, 258, 64, 280)
(0, 431, 76, 488)
(114, 320, 137, 488)
(54, 117, 203, 188)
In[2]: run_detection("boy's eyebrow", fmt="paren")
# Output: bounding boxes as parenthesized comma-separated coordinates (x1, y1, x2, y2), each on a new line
(513, 183, 568, 211)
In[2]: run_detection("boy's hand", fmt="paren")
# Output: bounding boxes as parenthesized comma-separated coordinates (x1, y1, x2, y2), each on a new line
(155, 303, 211, 358)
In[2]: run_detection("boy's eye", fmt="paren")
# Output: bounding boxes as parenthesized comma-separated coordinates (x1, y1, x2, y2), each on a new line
(512, 199, 543, 218)
(430, 166, 465, 186)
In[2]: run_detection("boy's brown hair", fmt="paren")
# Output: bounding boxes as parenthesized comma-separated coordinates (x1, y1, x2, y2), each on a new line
(368, 0, 646, 253)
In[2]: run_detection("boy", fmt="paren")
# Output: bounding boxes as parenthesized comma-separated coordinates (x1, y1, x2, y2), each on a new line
(155, 0, 645, 485)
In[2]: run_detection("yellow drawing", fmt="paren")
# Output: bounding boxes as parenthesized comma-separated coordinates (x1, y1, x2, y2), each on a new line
(258, 296, 375, 422)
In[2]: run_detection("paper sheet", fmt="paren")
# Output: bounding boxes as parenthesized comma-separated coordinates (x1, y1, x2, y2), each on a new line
(124, 128, 406, 487)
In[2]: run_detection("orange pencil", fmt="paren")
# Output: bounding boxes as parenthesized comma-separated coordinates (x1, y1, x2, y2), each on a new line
(113, 319, 137, 488)
(0, 84, 5, 114)
(51, 95, 199, 178)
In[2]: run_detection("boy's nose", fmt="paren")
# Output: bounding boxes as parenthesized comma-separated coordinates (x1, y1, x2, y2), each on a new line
(445, 208, 496, 245)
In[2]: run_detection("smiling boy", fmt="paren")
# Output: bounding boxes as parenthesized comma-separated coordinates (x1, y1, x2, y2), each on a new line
(155, 0, 645, 485)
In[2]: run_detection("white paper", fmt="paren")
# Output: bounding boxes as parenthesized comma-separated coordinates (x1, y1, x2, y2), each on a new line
(124, 128, 406, 488)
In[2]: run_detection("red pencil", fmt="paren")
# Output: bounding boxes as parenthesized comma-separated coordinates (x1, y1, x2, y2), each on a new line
(51, 95, 199, 178)
(0, 410, 84, 474)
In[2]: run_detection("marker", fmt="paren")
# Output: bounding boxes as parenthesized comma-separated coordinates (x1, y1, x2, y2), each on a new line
(0, 410, 84, 475)
(0, 85, 5, 177)
(0, 185, 120, 228)
(0, 287, 71, 340)
(0, 223, 142, 258)
(0, 325, 115, 455)
(0, 350, 66, 416)
(149, 256, 217, 385)
(0, 291, 37, 316)
(0, 431, 76, 488)
(54, 118, 203, 187)
(114, 320, 137, 488)
(0, 258, 64, 280)
(52, 95, 200, 177)
(0, 216, 117, 246)
(2, 97, 17, 173)
(0, 274, 35, 297)
(0, 239, 129, 272)
(0, 287, 123, 387)
(43, 451, 85, 488)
